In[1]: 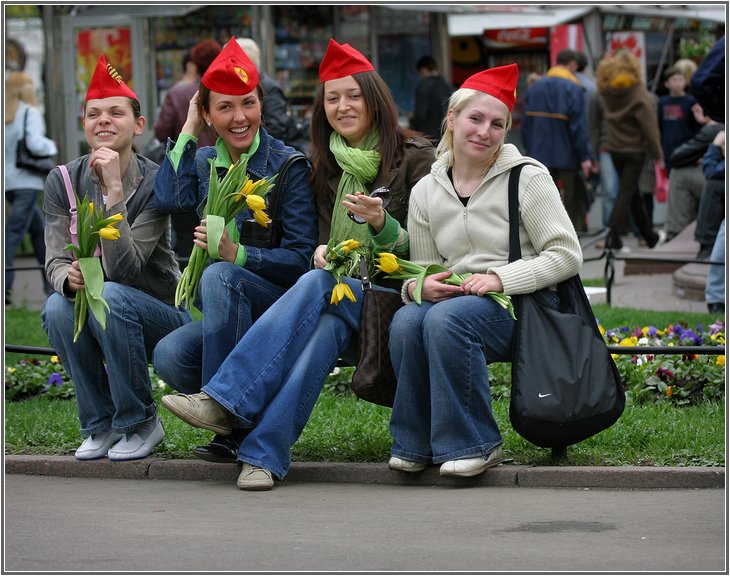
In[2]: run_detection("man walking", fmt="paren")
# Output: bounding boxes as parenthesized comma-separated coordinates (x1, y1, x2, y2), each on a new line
(523, 48, 593, 232)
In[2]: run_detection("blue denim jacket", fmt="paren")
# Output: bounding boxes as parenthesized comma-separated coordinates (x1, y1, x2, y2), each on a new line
(155, 129, 318, 288)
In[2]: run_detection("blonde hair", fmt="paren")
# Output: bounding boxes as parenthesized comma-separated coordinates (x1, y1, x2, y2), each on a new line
(236, 37, 261, 70)
(596, 49, 642, 92)
(673, 58, 698, 85)
(435, 88, 512, 165)
(5, 72, 37, 124)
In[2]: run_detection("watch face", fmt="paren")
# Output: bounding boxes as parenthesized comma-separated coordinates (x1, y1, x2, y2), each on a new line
(5, 38, 27, 72)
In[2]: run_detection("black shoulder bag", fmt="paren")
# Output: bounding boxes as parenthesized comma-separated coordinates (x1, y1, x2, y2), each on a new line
(507, 163, 625, 448)
(16, 108, 57, 176)
(241, 152, 308, 248)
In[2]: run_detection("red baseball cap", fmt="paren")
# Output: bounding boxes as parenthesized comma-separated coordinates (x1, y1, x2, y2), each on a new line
(85, 54, 139, 102)
(202, 37, 259, 95)
(461, 63, 519, 112)
(319, 38, 374, 83)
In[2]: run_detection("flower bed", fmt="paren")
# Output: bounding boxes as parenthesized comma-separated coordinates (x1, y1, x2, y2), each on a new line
(6, 322, 725, 406)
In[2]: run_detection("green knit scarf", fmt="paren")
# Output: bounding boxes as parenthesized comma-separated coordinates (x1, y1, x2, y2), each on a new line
(327, 129, 381, 251)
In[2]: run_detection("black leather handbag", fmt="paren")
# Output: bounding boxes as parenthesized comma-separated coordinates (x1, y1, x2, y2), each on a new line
(16, 108, 56, 176)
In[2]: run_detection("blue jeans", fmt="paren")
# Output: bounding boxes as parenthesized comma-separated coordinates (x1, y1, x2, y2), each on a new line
(203, 269, 376, 479)
(599, 152, 619, 229)
(42, 283, 191, 436)
(153, 262, 287, 393)
(4, 189, 51, 297)
(705, 219, 725, 305)
(388, 294, 525, 464)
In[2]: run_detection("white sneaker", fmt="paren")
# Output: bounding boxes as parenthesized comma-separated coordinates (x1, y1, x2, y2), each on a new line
(388, 456, 427, 473)
(653, 229, 667, 249)
(75, 430, 124, 460)
(107, 416, 165, 461)
(439, 446, 504, 477)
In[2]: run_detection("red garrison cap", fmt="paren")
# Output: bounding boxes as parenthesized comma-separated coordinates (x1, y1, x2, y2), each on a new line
(85, 54, 138, 102)
(461, 63, 519, 112)
(202, 37, 259, 95)
(319, 38, 374, 83)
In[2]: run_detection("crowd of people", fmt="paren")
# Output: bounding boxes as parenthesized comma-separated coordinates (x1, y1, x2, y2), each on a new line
(6, 31, 724, 488)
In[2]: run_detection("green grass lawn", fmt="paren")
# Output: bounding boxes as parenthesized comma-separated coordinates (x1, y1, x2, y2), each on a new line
(4, 304, 726, 467)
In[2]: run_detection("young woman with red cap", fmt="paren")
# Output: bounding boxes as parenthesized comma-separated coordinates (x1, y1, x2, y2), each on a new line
(152, 38, 319, 463)
(42, 55, 191, 461)
(161, 38, 434, 490)
(387, 64, 582, 478)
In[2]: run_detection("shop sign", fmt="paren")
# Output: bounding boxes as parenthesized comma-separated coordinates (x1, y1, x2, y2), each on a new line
(483, 28, 548, 50)
(606, 31, 647, 82)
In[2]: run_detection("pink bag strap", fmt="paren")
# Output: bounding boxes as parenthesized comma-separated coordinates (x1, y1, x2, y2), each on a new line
(58, 164, 77, 244)
(58, 164, 101, 256)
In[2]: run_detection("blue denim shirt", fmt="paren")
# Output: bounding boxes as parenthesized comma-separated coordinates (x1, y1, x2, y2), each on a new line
(155, 128, 318, 289)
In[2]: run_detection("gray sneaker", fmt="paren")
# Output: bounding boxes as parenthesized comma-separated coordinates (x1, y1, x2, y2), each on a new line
(237, 463, 274, 491)
(75, 430, 124, 460)
(107, 416, 165, 461)
(161, 392, 233, 436)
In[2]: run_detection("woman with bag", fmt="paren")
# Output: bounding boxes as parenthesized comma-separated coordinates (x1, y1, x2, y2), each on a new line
(152, 38, 319, 463)
(387, 64, 582, 478)
(4, 72, 57, 304)
(42, 55, 190, 461)
(161, 38, 434, 490)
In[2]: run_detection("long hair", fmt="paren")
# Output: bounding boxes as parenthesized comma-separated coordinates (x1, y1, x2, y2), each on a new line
(435, 88, 512, 166)
(310, 70, 419, 197)
(5, 72, 37, 124)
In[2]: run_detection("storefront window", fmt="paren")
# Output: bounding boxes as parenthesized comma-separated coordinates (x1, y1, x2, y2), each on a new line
(273, 5, 334, 120)
(152, 6, 254, 101)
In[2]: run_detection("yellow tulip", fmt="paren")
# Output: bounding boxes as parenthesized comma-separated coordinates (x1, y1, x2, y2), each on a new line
(377, 252, 400, 274)
(253, 209, 270, 227)
(88, 202, 94, 214)
(106, 213, 123, 223)
(330, 282, 356, 305)
(237, 180, 256, 198)
(246, 194, 266, 211)
(98, 226, 121, 240)
(342, 239, 360, 253)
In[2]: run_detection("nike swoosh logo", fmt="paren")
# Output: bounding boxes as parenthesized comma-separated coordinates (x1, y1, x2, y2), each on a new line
(538, 393, 552, 398)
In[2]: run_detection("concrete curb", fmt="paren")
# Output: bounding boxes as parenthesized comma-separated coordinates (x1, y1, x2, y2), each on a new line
(5, 456, 725, 489)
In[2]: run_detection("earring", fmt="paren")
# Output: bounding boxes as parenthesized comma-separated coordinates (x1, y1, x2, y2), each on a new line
(206, 121, 212, 127)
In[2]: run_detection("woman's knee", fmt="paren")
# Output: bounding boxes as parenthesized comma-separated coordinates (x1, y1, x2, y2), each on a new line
(41, 292, 72, 329)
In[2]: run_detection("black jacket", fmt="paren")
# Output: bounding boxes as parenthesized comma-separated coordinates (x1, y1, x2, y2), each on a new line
(669, 123, 724, 169)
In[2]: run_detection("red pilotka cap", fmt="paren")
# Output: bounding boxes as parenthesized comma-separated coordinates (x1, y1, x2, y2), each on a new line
(85, 54, 139, 102)
(461, 63, 519, 112)
(202, 37, 259, 95)
(319, 38, 374, 83)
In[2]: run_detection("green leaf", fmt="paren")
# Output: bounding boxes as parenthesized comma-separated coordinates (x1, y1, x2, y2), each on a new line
(78, 257, 110, 331)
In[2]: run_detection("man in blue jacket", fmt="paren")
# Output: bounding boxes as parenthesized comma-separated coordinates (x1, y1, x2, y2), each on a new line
(523, 49, 594, 232)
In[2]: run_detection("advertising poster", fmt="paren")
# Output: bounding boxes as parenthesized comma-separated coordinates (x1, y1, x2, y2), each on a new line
(76, 27, 132, 118)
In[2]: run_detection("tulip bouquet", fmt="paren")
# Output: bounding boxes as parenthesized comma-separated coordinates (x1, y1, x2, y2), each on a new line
(375, 252, 515, 319)
(175, 159, 277, 308)
(323, 239, 372, 305)
(63, 193, 124, 342)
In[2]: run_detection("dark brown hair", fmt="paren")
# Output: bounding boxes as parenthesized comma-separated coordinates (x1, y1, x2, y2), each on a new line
(310, 70, 419, 197)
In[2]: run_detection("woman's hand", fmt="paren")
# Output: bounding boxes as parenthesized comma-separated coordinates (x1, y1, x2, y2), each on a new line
(313, 244, 329, 269)
(192, 220, 239, 263)
(89, 146, 123, 204)
(66, 261, 84, 293)
(342, 192, 386, 233)
(416, 271, 462, 303)
(461, 272, 503, 296)
(181, 90, 205, 138)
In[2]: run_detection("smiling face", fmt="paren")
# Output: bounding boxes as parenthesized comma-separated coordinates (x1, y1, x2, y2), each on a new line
(83, 97, 144, 152)
(203, 90, 262, 161)
(323, 75, 371, 147)
(448, 92, 509, 166)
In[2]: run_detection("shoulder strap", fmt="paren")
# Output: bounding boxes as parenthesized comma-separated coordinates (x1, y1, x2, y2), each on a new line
(22, 107, 30, 138)
(268, 151, 308, 225)
(58, 164, 78, 244)
(507, 163, 528, 264)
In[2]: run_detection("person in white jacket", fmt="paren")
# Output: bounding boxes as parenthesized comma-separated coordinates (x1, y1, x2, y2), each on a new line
(388, 63, 583, 478)
(4, 72, 57, 304)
